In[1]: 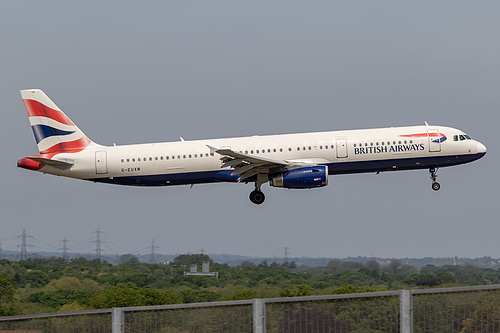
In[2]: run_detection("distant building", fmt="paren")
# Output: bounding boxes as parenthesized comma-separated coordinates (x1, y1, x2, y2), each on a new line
(184, 261, 219, 278)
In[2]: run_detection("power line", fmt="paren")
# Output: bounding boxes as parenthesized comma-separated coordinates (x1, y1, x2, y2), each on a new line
(284, 247, 290, 260)
(147, 239, 159, 264)
(59, 238, 71, 263)
(92, 228, 105, 261)
(18, 229, 34, 261)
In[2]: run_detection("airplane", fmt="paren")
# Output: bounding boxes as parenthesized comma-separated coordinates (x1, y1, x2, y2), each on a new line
(17, 89, 486, 205)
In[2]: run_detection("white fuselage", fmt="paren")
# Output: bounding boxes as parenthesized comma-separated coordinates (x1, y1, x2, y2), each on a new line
(38, 125, 485, 187)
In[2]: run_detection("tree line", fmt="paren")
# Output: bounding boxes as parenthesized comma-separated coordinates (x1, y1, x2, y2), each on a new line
(1, 254, 500, 316)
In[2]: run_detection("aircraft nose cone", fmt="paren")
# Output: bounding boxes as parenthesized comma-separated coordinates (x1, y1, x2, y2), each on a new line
(477, 142, 487, 155)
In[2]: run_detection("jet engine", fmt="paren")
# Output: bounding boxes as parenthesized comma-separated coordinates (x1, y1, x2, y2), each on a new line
(270, 165, 328, 189)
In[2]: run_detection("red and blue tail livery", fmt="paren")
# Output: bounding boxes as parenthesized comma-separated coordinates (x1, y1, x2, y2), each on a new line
(17, 89, 486, 204)
(21, 89, 91, 155)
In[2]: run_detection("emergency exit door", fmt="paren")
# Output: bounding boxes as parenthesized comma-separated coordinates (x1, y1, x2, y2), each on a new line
(336, 139, 348, 158)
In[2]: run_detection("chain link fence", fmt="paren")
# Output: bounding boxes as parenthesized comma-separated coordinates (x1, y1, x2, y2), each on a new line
(413, 285, 500, 333)
(1, 285, 499, 332)
(0, 310, 111, 333)
(264, 292, 400, 333)
(123, 301, 253, 333)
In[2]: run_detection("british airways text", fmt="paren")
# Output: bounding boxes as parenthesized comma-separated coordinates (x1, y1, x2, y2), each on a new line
(354, 143, 425, 155)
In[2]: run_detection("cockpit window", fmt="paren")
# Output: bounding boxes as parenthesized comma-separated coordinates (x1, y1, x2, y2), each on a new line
(454, 134, 472, 142)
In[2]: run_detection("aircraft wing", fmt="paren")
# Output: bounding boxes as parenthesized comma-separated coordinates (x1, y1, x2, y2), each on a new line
(207, 145, 291, 181)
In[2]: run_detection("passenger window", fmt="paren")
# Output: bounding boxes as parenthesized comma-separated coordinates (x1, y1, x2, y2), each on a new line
(121, 159, 124, 163)
(138, 158, 141, 161)
(280, 148, 283, 152)
(132, 158, 135, 162)
(245, 150, 248, 154)
(127, 159, 130, 162)
(268, 149, 271, 153)
(150, 157, 153, 161)
(303, 147, 306, 150)
(194, 154, 197, 158)
(256, 150, 259, 153)
(308, 146, 311, 150)
(325, 145, 328, 149)
(178, 155, 181, 159)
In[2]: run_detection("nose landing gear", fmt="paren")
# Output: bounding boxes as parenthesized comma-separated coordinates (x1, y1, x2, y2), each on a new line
(430, 167, 440, 191)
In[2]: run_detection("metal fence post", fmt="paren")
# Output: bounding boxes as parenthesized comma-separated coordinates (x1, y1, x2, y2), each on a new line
(112, 307, 124, 333)
(400, 290, 413, 333)
(253, 298, 265, 333)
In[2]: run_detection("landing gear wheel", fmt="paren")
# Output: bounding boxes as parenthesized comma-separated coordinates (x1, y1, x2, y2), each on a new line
(249, 190, 265, 205)
(429, 167, 440, 191)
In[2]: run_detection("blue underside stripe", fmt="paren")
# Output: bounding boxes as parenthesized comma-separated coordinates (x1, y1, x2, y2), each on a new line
(88, 153, 484, 187)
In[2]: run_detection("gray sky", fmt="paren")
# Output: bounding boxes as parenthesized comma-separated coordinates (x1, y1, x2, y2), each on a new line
(1, 1, 498, 260)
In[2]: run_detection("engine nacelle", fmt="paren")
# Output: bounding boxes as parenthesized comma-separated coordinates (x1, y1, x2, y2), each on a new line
(270, 165, 328, 189)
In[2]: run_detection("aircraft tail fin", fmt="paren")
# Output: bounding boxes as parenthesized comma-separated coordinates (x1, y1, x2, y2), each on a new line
(20, 89, 92, 155)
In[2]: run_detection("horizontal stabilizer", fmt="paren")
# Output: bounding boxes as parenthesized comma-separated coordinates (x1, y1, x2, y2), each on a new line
(29, 157, 74, 166)
(17, 155, 74, 171)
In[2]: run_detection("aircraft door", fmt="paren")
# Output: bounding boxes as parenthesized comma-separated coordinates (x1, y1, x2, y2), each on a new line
(95, 151, 108, 174)
(336, 139, 348, 158)
(428, 130, 441, 152)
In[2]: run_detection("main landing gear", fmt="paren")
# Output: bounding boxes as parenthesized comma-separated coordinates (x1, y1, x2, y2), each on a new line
(249, 190, 265, 205)
(249, 174, 267, 205)
(430, 167, 440, 191)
